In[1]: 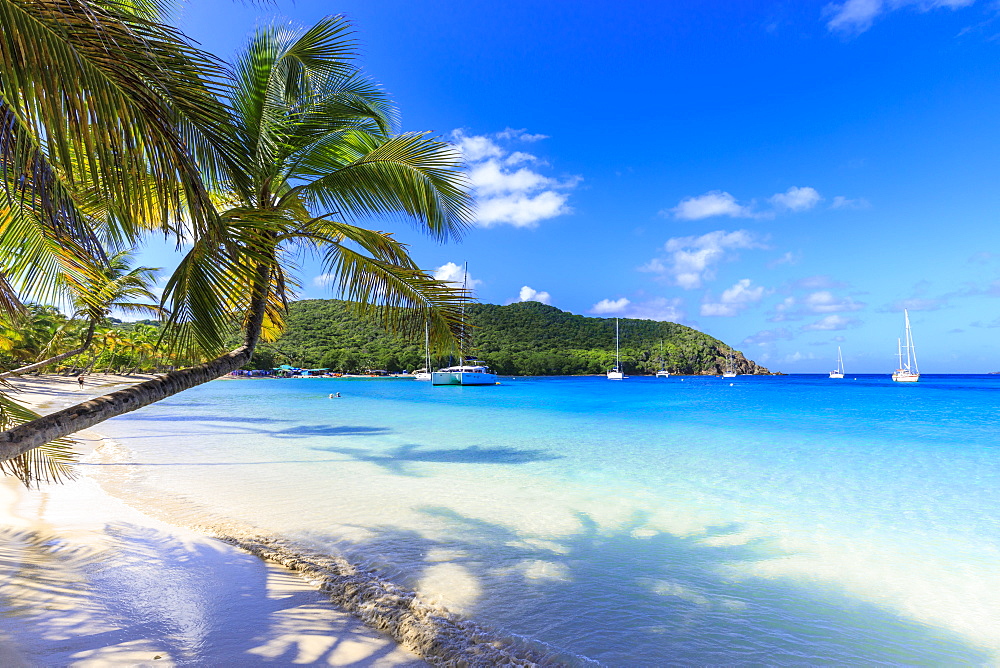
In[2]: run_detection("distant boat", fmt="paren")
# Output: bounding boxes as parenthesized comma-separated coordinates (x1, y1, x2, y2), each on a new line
(432, 263, 497, 386)
(607, 318, 626, 380)
(892, 309, 920, 383)
(414, 320, 432, 381)
(722, 349, 737, 378)
(829, 346, 845, 379)
(655, 340, 670, 378)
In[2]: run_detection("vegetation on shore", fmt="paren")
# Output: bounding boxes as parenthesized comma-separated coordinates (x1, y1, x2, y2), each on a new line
(0, 6, 471, 483)
(255, 299, 774, 375)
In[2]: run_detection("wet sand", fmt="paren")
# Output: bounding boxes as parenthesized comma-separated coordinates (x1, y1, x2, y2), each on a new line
(0, 375, 425, 667)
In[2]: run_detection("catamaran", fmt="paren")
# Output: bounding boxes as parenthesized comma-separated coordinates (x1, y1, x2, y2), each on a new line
(607, 318, 626, 380)
(829, 346, 845, 379)
(655, 340, 670, 378)
(431, 263, 498, 386)
(432, 360, 498, 385)
(722, 349, 737, 378)
(892, 309, 919, 383)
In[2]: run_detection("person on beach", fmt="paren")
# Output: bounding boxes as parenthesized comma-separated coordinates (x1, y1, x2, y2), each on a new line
(78, 375, 84, 388)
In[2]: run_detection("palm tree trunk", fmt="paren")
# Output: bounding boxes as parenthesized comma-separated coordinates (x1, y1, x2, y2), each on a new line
(0, 268, 270, 464)
(0, 321, 97, 379)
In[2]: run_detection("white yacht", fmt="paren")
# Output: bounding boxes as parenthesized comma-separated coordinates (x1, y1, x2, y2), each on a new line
(655, 340, 670, 378)
(722, 350, 737, 378)
(432, 361, 498, 385)
(414, 321, 432, 380)
(607, 318, 626, 380)
(892, 309, 919, 382)
(829, 347, 845, 379)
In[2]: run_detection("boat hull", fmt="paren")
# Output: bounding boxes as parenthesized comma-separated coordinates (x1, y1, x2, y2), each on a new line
(607, 371, 625, 380)
(413, 372, 432, 381)
(432, 371, 498, 386)
(722, 372, 737, 378)
(892, 371, 919, 382)
(829, 372, 844, 379)
(655, 370, 670, 378)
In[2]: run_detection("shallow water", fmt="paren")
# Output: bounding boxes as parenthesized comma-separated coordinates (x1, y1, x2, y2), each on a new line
(89, 374, 1000, 665)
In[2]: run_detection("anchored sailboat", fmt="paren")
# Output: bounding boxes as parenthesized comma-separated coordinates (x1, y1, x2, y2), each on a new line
(432, 263, 498, 386)
(892, 309, 919, 383)
(607, 318, 626, 380)
(655, 340, 670, 378)
(829, 346, 844, 379)
(722, 349, 737, 378)
(413, 320, 432, 380)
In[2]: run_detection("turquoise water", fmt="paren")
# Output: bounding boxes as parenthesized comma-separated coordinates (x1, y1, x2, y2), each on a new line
(90, 375, 1000, 665)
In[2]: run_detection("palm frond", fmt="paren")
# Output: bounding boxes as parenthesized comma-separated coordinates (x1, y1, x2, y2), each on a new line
(290, 132, 473, 242)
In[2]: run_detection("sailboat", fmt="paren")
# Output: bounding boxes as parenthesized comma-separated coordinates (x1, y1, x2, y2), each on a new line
(892, 309, 919, 383)
(413, 320, 432, 381)
(655, 340, 670, 378)
(607, 318, 626, 380)
(432, 263, 498, 386)
(829, 347, 845, 379)
(722, 349, 737, 378)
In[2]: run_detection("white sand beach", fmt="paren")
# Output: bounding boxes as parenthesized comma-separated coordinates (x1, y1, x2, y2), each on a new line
(0, 375, 425, 667)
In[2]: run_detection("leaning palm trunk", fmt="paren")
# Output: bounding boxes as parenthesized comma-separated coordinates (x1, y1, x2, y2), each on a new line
(0, 271, 269, 464)
(0, 321, 97, 379)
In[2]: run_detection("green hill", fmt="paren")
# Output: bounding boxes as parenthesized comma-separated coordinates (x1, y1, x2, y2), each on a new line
(253, 299, 775, 375)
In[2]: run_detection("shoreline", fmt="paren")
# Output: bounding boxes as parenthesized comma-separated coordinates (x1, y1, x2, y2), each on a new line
(0, 375, 431, 666)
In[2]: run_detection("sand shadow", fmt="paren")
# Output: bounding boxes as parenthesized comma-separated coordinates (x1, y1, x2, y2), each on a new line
(0, 525, 424, 666)
(312, 509, 992, 666)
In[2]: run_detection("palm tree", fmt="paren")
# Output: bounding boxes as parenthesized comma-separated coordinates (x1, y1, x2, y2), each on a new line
(0, 16, 473, 466)
(0, 251, 161, 378)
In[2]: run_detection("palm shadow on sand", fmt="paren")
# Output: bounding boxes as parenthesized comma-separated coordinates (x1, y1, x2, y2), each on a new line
(318, 509, 993, 666)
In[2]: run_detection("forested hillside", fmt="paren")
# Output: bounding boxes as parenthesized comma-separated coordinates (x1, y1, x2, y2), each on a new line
(254, 300, 775, 375)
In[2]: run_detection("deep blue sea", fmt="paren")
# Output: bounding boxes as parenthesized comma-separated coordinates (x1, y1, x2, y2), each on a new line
(89, 374, 1000, 665)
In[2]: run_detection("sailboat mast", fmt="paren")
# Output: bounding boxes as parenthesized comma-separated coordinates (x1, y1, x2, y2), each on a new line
(897, 337, 903, 369)
(906, 309, 919, 373)
(460, 262, 468, 366)
(903, 309, 912, 371)
(424, 319, 431, 372)
(615, 318, 620, 371)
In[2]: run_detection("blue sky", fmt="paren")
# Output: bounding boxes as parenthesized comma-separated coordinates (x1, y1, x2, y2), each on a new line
(139, 0, 1000, 372)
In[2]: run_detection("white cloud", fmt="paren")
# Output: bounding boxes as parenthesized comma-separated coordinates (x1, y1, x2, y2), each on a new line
(743, 327, 794, 346)
(803, 290, 865, 313)
(701, 278, 767, 317)
(801, 314, 861, 331)
(591, 297, 685, 322)
(313, 273, 336, 288)
(878, 297, 947, 312)
(825, 0, 975, 35)
(591, 297, 630, 314)
(769, 186, 821, 212)
(452, 129, 578, 228)
(767, 251, 800, 268)
(667, 186, 832, 220)
(434, 262, 482, 290)
(517, 285, 551, 304)
(452, 133, 503, 162)
(642, 229, 766, 289)
(771, 288, 865, 321)
(496, 128, 549, 142)
(668, 191, 752, 220)
(830, 195, 870, 209)
(627, 297, 685, 322)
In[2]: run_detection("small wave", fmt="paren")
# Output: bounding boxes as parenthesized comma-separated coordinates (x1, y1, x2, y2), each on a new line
(196, 523, 593, 667)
